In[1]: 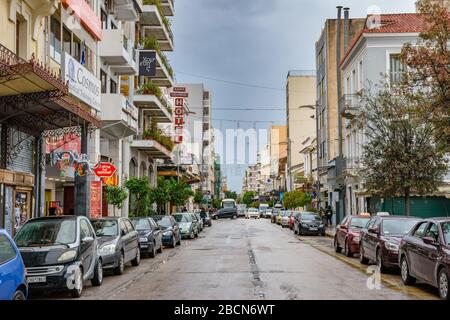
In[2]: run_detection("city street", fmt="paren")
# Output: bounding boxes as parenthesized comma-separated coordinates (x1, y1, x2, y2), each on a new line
(30, 218, 438, 300)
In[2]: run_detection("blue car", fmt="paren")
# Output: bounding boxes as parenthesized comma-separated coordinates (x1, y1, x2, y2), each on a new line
(0, 229, 27, 300)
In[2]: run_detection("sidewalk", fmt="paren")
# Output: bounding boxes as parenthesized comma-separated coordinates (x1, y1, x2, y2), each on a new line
(324, 226, 336, 238)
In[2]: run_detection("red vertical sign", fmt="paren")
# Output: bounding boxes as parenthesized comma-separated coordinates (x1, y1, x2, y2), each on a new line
(174, 97, 184, 143)
(90, 181, 102, 218)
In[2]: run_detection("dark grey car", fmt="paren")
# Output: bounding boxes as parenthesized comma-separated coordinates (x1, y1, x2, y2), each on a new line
(130, 217, 163, 258)
(90, 218, 140, 276)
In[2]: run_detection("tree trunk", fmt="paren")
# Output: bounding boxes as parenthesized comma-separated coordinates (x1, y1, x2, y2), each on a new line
(404, 189, 410, 216)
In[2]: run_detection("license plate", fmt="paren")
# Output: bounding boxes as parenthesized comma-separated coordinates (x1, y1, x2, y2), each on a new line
(310, 228, 318, 231)
(27, 276, 46, 283)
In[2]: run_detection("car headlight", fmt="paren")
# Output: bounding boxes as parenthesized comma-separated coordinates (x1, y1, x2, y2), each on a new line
(57, 250, 77, 262)
(163, 231, 172, 236)
(302, 223, 308, 228)
(385, 242, 399, 252)
(352, 236, 360, 243)
(99, 244, 116, 255)
(319, 224, 324, 228)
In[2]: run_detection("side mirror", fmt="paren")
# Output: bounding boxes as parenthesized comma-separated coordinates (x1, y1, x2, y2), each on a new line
(82, 236, 94, 243)
(423, 236, 439, 246)
(368, 227, 380, 235)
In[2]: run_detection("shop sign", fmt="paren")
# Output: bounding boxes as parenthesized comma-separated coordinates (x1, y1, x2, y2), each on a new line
(93, 162, 116, 178)
(45, 133, 81, 154)
(49, 151, 93, 177)
(102, 173, 119, 187)
(64, 53, 101, 112)
(173, 97, 184, 143)
(62, 0, 102, 40)
(138, 50, 156, 76)
(170, 92, 189, 98)
(90, 181, 102, 218)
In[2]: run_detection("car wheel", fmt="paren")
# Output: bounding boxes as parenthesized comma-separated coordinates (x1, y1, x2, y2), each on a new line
(149, 243, 156, 258)
(438, 268, 449, 300)
(131, 248, 141, 266)
(334, 237, 342, 253)
(190, 231, 195, 239)
(401, 257, 416, 285)
(91, 259, 103, 287)
(344, 240, 353, 258)
(157, 242, 163, 253)
(359, 245, 369, 265)
(376, 249, 387, 273)
(12, 289, 26, 300)
(113, 252, 125, 275)
(170, 236, 176, 248)
(70, 268, 83, 298)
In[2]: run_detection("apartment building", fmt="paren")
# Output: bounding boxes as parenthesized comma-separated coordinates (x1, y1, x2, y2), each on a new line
(340, 12, 450, 217)
(269, 125, 288, 196)
(285, 70, 317, 192)
(315, 7, 365, 222)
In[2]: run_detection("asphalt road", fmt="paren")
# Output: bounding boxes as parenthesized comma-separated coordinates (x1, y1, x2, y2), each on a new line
(32, 218, 440, 300)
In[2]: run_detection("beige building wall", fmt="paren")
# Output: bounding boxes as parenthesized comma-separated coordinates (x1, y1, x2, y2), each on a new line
(286, 74, 316, 190)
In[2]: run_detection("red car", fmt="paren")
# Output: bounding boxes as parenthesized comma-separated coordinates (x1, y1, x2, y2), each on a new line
(334, 215, 371, 257)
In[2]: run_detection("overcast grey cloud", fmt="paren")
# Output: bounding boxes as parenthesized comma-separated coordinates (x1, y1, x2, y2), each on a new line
(168, 0, 417, 193)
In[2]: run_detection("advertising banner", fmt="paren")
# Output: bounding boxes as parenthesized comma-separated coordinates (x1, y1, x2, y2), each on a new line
(90, 181, 102, 218)
(138, 50, 157, 76)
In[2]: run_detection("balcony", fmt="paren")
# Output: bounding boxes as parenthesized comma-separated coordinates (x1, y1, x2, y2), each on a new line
(342, 157, 361, 178)
(161, 0, 174, 16)
(99, 29, 137, 75)
(140, 5, 174, 51)
(101, 94, 138, 138)
(133, 93, 172, 123)
(131, 136, 172, 159)
(340, 94, 361, 120)
(114, 0, 140, 21)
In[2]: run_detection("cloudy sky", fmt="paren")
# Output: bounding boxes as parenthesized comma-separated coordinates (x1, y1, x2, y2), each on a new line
(168, 0, 417, 193)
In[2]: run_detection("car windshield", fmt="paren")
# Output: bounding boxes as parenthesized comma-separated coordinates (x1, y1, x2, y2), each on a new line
(156, 217, 172, 228)
(91, 220, 118, 237)
(174, 214, 192, 223)
(301, 213, 319, 221)
(131, 219, 150, 231)
(382, 219, 421, 236)
(223, 202, 235, 209)
(15, 219, 76, 247)
(443, 223, 450, 245)
(350, 217, 370, 229)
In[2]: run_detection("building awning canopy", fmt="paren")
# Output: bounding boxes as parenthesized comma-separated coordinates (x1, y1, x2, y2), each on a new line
(0, 46, 100, 136)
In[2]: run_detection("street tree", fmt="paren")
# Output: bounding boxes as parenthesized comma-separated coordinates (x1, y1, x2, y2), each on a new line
(105, 186, 128, 217)
(193, 190, 205, 206)
(359, 84, 448, 216)
(283, 190, 310, 209)
(167, 178, 194, 212)
(224, 191, 238, 200)
(401, 0, 450, 150)
(242, 191, 257, 206)
(125, 177, 152, 216)
(151, 177, 170, 214)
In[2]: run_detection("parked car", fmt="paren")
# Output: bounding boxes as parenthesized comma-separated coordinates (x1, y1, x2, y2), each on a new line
(153, 215, 182, 247)
(276, 211, 285, 225)
(265, 208, 273, 220)
(194, 212, 204, 233)
(359, 216, 422, 273)
(237, 205, 247, 218)
(259, 204, 270, 218)
(91, 217, 140, 276)
(174, 213, 198, 239)
(281, 211, 292, 228)
(246, 208, 260, 219)
(272, 206, 283, 223)
(200, 211, 213, 227)
(211, 208, 237, 220)
(0, 229, 27, 300)
(15, 216, 103, 298)
(293, 212, 325, 236)
(399, 218, 450, 300)
(130, 217, 163, 256)
(334, 215, 371, 257)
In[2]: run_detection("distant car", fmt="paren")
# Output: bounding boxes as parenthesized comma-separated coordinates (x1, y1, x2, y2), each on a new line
(259, 204, 270, 217)
(153, 215, 182, 247)
(293, 212, 325, 236)
(265, 208, 273, 219)
(276, 211, 284, 225)
(359, 215, 422, 273)
(174, 213, 198, 239)
(130, 217, 163, 256)
(16, 216, 103, 298)
(399, 218, 450, 300)
(211, 208, 237, 220)
(334, 215, 371, 257)
(246, 208, 260, 219)
(91, 217, 141, 276)
(272, 207, 283, 223)
(0, 229, 27, 300)
(281, 211, 292, 228)
(194, 213, 204, 232)
(200, 211, 213, 227)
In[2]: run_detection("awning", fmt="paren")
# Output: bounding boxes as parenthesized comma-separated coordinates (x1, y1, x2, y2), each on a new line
(0, 45, 100, 136)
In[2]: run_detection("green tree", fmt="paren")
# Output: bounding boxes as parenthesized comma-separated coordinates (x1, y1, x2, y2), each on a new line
(106, 186, 128, 217)
(250, 201, 259, 209)
(283, 190, 310, 209)
(125, 177, 152, 216)
(224, 191, 238, 200)
(212, 199, 222, 209)
(242, 191, 257, 206)
(193, 190, 205, 206)
(166, 178, 194, 211)
(151, 177, 169, 214)
(359, 84, 448, 216)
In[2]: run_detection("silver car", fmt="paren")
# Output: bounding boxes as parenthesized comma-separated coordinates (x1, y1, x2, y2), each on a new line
(281, 211, 292, 228)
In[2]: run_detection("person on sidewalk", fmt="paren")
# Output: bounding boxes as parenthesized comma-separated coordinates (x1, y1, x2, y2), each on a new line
(325, 206, 333, 227)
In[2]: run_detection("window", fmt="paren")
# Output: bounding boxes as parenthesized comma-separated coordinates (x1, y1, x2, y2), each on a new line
(119, 220, 128, 235)
(413, 222, 428, 238)
(424, 223, 439, 242)
(73, 35, 81, 62)
(63, 27, 71, 55)
(100, 69, 107, 94)
(124, 219, 135, 233)
(389, 54, 405, 84)
(80, 219, 93, 239)
(150, 219, 159, 230)
(0, 234, 16, 265)
(50, 17, 61, 63)
(110, 79, 117, 94)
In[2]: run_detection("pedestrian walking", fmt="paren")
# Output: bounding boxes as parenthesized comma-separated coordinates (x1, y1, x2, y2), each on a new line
(325, 206, 333, 227)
